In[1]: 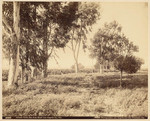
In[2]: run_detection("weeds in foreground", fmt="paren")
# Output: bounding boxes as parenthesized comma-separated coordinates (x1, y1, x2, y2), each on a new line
(2, 72, 148, 118)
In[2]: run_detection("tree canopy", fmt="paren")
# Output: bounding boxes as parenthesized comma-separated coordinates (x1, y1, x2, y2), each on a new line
(114, 55, 143, 74)
(89, 21, 139, 74)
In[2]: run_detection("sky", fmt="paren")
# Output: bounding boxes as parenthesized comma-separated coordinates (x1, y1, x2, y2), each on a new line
(2, 2, 148, 70)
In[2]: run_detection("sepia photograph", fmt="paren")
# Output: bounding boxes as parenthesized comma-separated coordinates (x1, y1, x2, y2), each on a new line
(1, 1, 148, 119)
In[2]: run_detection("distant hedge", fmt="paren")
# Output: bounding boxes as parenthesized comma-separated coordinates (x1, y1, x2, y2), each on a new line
(2, 68, 115, 81)
(47, 69, 99, 75)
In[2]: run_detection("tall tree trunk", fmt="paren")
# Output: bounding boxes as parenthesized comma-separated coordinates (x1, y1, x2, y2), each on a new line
(25, 11, 30, 82)
(25, 68, 28, 82)
(43, 18, 48, 78)
(30, 66, 35, 78)
(99, 63, 104, 74)
(21, 66, 25, 83)
(8, 49, 11, 65)
(8, 57, 15, 86)
(72, 42, 80, 73)
(75, 60, 79, 73)
(13, 46, 20, 84)
(99, 37, 104, 74)
(70, 26, 81, 74)
(31, 4, 37, 80)
(43, 61, 48, 77)
(120, 70, 122, 87)
(7, 2, 20, 87)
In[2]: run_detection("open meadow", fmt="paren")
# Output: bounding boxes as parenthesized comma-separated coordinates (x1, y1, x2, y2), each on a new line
(2, 70, 148, 119)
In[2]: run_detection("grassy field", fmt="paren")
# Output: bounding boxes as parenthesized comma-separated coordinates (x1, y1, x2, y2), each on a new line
(2, 70, 148, 119)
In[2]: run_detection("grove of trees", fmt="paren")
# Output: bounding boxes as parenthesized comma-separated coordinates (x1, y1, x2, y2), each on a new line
(89, 21, 143, 87)
(3, 2, 81, 87)
(2, 2, 143, 88)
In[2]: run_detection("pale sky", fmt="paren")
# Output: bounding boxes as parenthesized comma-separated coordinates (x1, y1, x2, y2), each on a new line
(2, 2, 148, 70)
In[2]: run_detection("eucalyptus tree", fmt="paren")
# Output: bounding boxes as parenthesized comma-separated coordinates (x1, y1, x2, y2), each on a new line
(2, 2, 79, 87)
(89, 21, 123, 73)
(89, 21, 139, 74)
(36, 2, 78, 77)
(67, 2, 100, 73)
(2, 2, 21, 87)
(18, 2, 54, 80)
(2, 2, 42, 84)
(90, 20, 140, 87)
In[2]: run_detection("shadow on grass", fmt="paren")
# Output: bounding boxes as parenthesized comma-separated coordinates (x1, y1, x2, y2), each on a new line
(3, 73, 148, 97)
(91, 74, 148, 89)
(40, 74, 148, 90)
(40, 80, 79, 87)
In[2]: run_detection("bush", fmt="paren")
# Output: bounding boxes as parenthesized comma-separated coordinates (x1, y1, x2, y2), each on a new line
(2, 69, 22, 81)
(2, 70, 9, 81)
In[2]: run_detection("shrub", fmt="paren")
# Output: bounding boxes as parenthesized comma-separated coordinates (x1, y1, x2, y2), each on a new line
(2, 69, 22, 81)
(2, 70, 9, 81)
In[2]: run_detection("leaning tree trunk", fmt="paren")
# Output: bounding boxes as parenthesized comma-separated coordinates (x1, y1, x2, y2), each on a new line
(7, 2, 20, 87)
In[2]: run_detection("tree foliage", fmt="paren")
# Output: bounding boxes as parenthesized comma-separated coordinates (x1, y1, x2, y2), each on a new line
(90, 21, 138, 62)
(114, 55, 143, 74)
(89, 21, 139, 74)
(2, 2, 84, 84)
(2, 2, 80, 78)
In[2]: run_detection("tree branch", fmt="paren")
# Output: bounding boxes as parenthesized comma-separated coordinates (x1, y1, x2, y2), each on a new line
(48, 46, 54, 58)
(51, 55, 59, 65)
(53, 49, 59, 59)
(2, 27, 11, 38)
(76, 39, 81, 59)
(71, 32, 75, 52)
(66, 44, 72, 50)
(2, 14, 12, 34)
(74, 39, 79, 52)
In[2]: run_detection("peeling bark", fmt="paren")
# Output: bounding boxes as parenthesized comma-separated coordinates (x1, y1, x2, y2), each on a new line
(7, 2, 20, 87)
(8, 57, 15, 86)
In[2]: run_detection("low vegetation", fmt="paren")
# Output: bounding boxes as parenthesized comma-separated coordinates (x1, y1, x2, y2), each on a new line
(2, 70, 148, 118)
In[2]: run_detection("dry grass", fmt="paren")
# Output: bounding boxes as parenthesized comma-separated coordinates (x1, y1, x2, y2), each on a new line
(2, 71, 148, 118)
